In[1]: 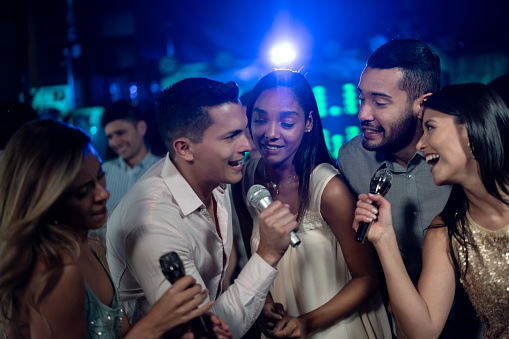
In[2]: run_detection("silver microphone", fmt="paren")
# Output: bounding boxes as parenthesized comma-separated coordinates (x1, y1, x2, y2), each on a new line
(247, 184, 301, 247)
(355, 168, 392, 243)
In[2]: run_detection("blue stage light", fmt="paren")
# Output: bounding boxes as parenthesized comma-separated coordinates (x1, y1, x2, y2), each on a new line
(129, 84, 137, 99)
(271, 43, 296, 65)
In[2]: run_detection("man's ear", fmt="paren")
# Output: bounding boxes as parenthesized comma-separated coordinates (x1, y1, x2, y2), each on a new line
(173, 137, 194, 162)
(415, 92, 433, 120)
(136, 120, 148, 137)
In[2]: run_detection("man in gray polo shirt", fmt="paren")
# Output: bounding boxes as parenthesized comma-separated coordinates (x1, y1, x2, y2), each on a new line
(337, 39, 481, 338)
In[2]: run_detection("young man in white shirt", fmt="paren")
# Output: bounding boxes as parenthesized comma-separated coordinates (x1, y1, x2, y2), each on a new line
(107, 78, 297, 338)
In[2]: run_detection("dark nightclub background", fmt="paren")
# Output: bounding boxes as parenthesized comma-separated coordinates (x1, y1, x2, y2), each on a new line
(2, 0, 508, 159)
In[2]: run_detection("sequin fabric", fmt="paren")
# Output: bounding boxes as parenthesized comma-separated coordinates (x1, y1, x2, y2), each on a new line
(452, 212, 509, 339)
(86, 245, 123, 338)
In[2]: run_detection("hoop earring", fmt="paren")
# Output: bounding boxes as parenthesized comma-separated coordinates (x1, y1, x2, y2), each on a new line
(467, 142, 475, 159)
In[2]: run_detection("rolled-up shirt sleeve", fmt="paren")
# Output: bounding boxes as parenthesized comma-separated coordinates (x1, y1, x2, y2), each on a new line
(108, 157, 279, 338)
(126, 224, 277, 338)
(211, 252, 278, 337)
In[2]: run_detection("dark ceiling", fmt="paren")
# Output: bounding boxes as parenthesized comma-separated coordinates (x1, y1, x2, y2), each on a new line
(1, 0, 508, 106)
(166, 0, 509, 61)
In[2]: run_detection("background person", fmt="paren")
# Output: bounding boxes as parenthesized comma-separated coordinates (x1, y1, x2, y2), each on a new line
(99, 100, 162, 239)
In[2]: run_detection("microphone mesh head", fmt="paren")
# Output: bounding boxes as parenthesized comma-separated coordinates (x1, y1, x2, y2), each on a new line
(369, 168, 392, 196)
(247, 184, 271, 207)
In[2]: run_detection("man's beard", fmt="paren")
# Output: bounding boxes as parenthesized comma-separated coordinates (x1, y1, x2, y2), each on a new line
(362, 105, 418, 153)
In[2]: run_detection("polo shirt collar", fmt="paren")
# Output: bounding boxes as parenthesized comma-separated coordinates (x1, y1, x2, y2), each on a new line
(379, 151, 425, 173)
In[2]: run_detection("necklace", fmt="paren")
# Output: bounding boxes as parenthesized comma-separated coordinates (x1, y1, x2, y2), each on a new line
(263, 165, 296, 195)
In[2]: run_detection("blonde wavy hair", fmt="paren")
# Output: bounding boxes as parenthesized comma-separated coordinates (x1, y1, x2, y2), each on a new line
(0, 120, 91, 330)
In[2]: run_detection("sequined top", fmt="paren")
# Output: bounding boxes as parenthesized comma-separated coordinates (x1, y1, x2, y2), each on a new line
(86, 245, 123, 338)
(452, 212, 509, 339)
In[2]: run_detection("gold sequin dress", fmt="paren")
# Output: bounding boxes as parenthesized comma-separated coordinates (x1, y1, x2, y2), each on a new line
(452, 212, 509, 339)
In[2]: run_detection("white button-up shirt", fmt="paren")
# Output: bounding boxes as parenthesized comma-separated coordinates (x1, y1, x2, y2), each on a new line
(106, 154, 277, 338)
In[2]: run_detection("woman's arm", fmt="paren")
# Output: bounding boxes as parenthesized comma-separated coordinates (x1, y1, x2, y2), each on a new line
(29, 261, 87, 339)
(355, 193, 457, 339)
(271, 175, 381, 337)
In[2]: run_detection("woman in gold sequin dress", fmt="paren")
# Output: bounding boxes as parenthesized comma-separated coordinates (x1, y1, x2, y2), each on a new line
(354, 83, 509, 339)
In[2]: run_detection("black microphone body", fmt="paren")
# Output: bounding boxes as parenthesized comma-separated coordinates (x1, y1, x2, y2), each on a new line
(159, 252, 215, 338)
(247, 184, 301, 247)
(355, 168, 392, 244)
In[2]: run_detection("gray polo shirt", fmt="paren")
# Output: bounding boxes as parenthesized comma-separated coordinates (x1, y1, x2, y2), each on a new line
(337, 134, 452, 284)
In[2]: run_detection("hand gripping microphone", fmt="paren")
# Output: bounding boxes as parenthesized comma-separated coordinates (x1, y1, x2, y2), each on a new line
(159, 251, 215, 338)
(247, 184, 301, 247)
(354, 168, 392, 244)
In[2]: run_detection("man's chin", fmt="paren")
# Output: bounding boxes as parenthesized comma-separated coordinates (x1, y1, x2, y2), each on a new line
(229, 174, 243, 185)
(361, 138, 385, 151)
(222, 172, 243, 185)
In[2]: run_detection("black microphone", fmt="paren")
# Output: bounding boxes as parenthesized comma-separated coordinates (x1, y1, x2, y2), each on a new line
(159, 252, 215, 338)
(247, 184, 301, 247)
(355, 168, 392, 244)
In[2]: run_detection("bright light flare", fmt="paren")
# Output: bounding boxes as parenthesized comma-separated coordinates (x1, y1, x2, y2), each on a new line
(271, 43, 296, 65)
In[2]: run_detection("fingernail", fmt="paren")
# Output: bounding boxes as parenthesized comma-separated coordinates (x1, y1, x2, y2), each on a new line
(366, 218, 373, 222)
(372, 208, 378, 214)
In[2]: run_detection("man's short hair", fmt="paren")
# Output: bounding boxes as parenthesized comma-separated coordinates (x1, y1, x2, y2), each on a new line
(101, 100, 144, 127)
(367, 39, 441, 102)
(155, 77, 239, 158)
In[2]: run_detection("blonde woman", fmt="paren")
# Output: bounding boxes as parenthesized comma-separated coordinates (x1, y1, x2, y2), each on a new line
(0, 120, 231, 338)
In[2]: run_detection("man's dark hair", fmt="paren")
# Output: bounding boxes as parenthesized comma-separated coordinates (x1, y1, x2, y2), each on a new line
(101, 100, 144, 127)
(367, 39, 441, 102)
(239, 90, 252, 107)
(155, 77, 239, 159)
(0, 101, 39, 149)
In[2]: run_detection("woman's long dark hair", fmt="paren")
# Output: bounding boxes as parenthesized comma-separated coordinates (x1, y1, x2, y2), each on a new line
(246, 70, 334, 221)
(424, 83, 509, 273)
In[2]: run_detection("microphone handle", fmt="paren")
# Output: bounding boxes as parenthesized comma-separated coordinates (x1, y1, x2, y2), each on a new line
(256, 197, 301, 247)
(354, 201, 377, 244)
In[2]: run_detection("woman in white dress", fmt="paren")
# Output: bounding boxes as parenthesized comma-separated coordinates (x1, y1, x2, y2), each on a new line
(234, 70, 391, 338)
